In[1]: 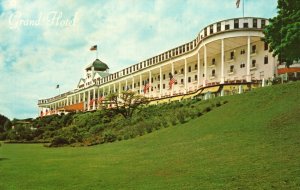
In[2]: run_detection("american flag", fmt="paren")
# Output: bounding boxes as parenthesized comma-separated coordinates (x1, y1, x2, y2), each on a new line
(144, 82, 150, 94)
(98, 96, 104, 103)
(169, 75, 176, 89)
(90, 45, 97, 51)
(89, 99, 94, 105)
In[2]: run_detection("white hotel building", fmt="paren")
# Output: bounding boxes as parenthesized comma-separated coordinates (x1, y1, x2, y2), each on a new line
(38, 17, 280, 116)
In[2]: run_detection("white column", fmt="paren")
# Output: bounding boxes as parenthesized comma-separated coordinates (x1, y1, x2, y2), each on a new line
(132, 77, 135, 91)
(246, 36, 251, 82)
(114, 83, 116, 93)
(171, 62, 174, 96)
(203, 44, 207, 87)
(118, 82, 121, 98)
(83, 92, 86, 111)
(108, 85, 111, 95)
(221, 38, 225, 84)
(197, 51, 200, 87)
(98, 88, 100, 98)
(93, 88, 96, 110)
(159, 67, 162, 98)
(184, 58, 187, 93)
(87, 90, 90, 111)
(79, 93, 81, 103)
(149, 70, 152, 97)
(125, 80, 128, 91)
(70, 96, 73, 105)
(139, 74, 142, 94)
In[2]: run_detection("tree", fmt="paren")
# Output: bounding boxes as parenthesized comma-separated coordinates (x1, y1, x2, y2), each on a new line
(104, 91, 149, 119)
(263, 0, 300, 67)
(0, 114, 10, 132)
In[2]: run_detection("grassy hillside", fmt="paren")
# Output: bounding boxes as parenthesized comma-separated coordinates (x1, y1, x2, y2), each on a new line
(1, 82, 300, 189)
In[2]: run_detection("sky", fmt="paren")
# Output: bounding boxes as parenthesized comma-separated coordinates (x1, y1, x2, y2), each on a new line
(0, 0, 277, 119)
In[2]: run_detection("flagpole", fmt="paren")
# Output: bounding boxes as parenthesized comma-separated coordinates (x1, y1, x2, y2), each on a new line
(243, 0, 245, 17)
(96, 45, 98, 59)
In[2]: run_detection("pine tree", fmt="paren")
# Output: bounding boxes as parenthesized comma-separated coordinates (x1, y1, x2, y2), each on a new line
(263, 0, 300, 67)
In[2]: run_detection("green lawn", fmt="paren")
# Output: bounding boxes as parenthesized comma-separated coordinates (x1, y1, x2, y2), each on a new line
(1, 82, 300, 189)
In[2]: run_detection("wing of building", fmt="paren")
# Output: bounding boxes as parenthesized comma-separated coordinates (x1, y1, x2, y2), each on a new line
(37, 17, 300, 117)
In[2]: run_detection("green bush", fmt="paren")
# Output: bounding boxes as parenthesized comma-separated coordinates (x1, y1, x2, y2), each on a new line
(103, 129, 117, 143)
(89, 124, 105, 135)
(50, 136, 69, 147)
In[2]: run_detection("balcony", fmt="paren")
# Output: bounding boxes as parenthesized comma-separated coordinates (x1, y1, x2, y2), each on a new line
(251, 50, 258, 56)
(208, 63, 216, 68)
(250, 65, 258, 70)
(209, 74, 216, 79)
(227, 69, 235, 75)
(226, 57, 235, 63)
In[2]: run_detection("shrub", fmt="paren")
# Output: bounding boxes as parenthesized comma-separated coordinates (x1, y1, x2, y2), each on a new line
(171, 118, 177, 126)
(135, 122, 146, 136)
(103, 129, 117, 143)
(203, 106, 212, 113)
(223, 100, 229, 104)
(50, 136, 69, 147)
(89, 124, 105, 135)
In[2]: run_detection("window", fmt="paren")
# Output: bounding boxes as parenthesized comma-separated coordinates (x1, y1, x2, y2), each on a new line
(163, 84, 165, 89)
(253, 18, 257, 28)
(264, 56, 268, 64)
(138, 82, 140, 86)
(243, 22, 248, 28)
(225, 24, 230, 30)
(151, 78, 153, 83)
(163, 74, 165, 80)
(212, 69, 215, 76)
(261, 19, 266, 28)
(240, 62, 246, 68)
(195, 64, 198, 70)
(217, 22, 221, 32)
(252, 45, 256, 54)
(181, 79, 184, 84)
(264, 42, 268, 50)
(212, 58, 216, 65)
(175, 70, 178, 75)
(195, 75, 198, 81)
(187, 44, 189, 51)
(203, 74, 205, 77)
(188, 77, 191, 83)
(204, 27, 207, 37)
(183, 46, 185, 53)
(230, 65, 234, 72)
(230, 51, 235, 59)
(210, 25, 213, 34)
(252, 60, 256, 67)
(240, 49, 245, 54)
(181, 68, 184, 74)
(234, 19, 239, 29)
(188, 66, 191, 72)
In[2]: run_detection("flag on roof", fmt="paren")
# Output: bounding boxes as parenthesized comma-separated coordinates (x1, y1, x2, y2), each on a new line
(90, 45, 97, 51)
(236, 0, 240, 8)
